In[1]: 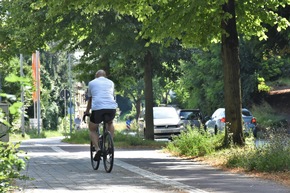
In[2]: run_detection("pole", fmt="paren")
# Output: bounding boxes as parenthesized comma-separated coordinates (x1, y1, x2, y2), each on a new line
(64, 89, 67, 135)
(20, 54, 25, 137)
(36, 51, 41, 136)
(69, 54, 73, 134)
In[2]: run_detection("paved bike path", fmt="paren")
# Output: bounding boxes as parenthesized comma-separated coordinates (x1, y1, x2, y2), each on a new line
(16, 137, 192, 193)
(15, 137, 289, 193)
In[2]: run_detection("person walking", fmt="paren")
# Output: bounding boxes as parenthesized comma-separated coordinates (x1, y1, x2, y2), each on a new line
(85, 70, 118, 161)
(74, 115, 81, 130)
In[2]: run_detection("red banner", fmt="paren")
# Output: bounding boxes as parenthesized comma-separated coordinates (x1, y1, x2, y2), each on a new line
(32, 52, 40, 102)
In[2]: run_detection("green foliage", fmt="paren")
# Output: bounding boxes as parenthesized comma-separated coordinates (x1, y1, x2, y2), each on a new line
(226, 133, 290, 172)
(165, 127, 289, 173)
(259, 54, 289, 81)
(48, 0, 288, 48)
(35, 50, 71, 130)
(2, 0, 290, 144)
(114, 132, 166, 147)
(62, 129, 89, 144)
(268, 78, 290, 87)
(0, 142, 28, 192)
(62, 129, 166, 148)
(251, 102, 287, 129)
(0, 73, 31, 192)
(166, 129, 224, 157)
(257, 77, 271, 92)
(116, 96, 133, 118)
(10, 129, 63, 142)
(178, 45, 224, 113)
(42, 101, 59, 130)
(23, 129, 46, 139)
(0, 58, 32, 122)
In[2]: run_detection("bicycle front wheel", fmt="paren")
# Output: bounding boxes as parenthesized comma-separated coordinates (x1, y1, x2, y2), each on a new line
(103, 132, 114, 173)
(90, 141, 100, 170)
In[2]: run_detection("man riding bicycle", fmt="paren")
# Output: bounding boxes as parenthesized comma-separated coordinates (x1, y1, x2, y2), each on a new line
(85, 69, 118, 161)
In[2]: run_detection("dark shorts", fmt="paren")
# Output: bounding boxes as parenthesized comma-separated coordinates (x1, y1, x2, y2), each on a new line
(90, 109, 116, 124)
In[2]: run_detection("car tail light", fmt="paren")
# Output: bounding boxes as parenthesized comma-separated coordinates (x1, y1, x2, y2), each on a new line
(251, 117, 257, 124)
(220, 117, 226, 123)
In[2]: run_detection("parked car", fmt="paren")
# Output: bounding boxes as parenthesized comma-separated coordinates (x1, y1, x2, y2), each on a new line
(139, 106, 185, 139)
(204, 108, 257, 135)
(177, 109, 204, 129)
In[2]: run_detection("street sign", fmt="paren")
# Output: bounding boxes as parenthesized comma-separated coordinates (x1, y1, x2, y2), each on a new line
(60, 89, 70, 99)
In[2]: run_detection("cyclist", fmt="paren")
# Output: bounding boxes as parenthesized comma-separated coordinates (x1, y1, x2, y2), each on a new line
(85, 69, 118, 161)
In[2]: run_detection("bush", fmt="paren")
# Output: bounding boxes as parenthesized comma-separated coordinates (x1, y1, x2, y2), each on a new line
(165, 129, 224, 157)
(62, 129, 89, 144)
(0, 142, 28, 192)
(62, 128, 166, 148)
(114, 131, 166, 148)
(251, 102, 287, 129)
(226, 132, 290, 172)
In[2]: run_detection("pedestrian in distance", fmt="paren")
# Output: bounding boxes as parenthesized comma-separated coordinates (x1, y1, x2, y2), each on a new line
(74, 115, 81, 130)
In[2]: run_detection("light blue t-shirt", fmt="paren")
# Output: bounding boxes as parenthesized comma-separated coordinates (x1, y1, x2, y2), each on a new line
(87, 77, 118, 110)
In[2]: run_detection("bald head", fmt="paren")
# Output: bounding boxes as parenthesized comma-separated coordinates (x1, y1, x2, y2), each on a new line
(95, 70, 106, 78)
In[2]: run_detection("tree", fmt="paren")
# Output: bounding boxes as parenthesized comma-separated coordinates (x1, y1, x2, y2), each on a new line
(179, 46, 224, 113)
(5, 0, 289, 143)
(221, 1, 243, 145)
(99, 0, 289, 145)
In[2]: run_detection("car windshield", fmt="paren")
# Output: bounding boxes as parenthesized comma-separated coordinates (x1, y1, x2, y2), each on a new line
(180, 111, 200, 120)
(242, 109, 252, 116)
(154, 108, 178, 119)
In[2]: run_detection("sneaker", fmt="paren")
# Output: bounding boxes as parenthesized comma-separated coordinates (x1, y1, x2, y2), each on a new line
(93, 150, 102, 161)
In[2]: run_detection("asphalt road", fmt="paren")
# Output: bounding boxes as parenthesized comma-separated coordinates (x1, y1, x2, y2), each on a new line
(15, 137, 289, 193)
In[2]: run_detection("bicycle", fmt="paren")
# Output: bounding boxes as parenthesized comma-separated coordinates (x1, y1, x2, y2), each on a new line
(83, 113, 114, 173)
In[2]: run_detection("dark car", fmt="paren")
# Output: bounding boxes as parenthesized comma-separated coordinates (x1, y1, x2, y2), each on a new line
(177, 109, 204, 129)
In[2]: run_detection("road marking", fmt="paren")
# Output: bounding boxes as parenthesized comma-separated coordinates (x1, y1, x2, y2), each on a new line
(51, 146, 67, 153)
(115, 159, 209, 193)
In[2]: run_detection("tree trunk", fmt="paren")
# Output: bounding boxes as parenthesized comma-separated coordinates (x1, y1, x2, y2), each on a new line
(221, 0, 244, 146)
(135, 97, 141, 121)
(144, 51, 154, 140)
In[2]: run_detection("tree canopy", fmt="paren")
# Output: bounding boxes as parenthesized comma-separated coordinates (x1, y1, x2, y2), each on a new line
(1, 0, 289, 143)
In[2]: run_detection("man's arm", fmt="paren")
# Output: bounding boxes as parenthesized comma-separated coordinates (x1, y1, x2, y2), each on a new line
(85, 97, 92, 115)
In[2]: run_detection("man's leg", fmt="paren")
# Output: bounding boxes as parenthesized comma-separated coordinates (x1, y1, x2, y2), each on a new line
(107, 122, 115, 138)
(89, 121, 99, 149)
(89, 121, 102, 161)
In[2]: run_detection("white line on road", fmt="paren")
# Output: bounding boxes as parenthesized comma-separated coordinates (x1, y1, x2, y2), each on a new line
(51, 146, 67, 153)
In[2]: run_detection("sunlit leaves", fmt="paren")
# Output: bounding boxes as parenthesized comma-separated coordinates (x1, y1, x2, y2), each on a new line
(236, 0, 289, 41)
(257, 77, 271, 92)
(4, 74, 30, 85)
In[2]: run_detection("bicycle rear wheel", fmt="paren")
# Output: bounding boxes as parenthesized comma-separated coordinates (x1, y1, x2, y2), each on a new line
(90, 141, 100, 170)
(103, 132, 114, 173)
